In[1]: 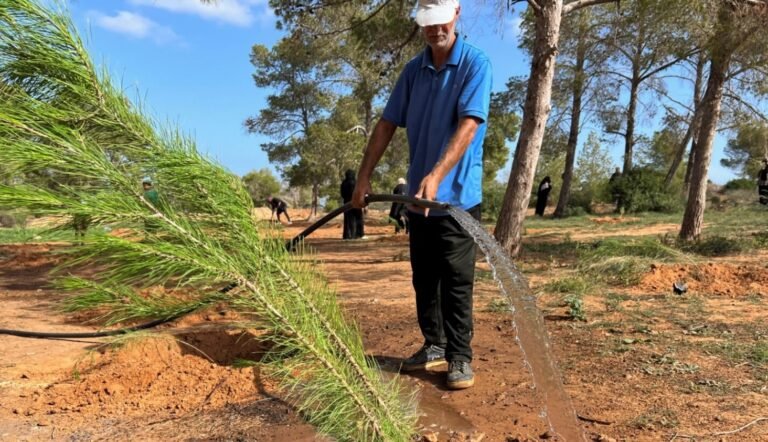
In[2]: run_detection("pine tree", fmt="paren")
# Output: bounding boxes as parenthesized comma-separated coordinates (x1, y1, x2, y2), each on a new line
(0, 2, 416, 440)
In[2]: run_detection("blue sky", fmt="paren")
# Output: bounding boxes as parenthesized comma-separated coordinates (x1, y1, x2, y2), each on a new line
(66, 0, 736, 184)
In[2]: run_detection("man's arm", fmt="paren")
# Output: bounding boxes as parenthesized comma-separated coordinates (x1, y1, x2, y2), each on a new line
(414, 116, 481, 214)
(351, 118, 397, 208)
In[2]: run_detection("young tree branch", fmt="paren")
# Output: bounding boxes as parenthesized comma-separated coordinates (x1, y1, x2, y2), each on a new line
(723, 92, 768, 121)
(563, 0, 618, 15)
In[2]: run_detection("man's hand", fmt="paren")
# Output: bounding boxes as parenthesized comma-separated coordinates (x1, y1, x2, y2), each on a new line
(351, 176, 372, 209)
(415, 173, 441, 217)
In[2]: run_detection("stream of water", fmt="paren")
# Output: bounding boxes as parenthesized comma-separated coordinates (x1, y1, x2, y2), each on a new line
(448, 207, 585, 441)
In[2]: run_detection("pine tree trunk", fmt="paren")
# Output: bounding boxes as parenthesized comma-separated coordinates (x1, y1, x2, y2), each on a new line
(665, 113, 699, 187)
(680, 9, 734, 240)
(495, 0, 563, 256)
(623, 77, 640, 173)
(554, 21, 586, 218)
(683, 138, 697, 192)
(310, 183, 319, 220)
(665, 55, 705, 188)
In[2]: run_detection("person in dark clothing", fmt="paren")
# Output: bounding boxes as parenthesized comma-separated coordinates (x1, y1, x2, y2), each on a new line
(142, 178, 161, 232)
(759, 159, 768, 205)
(608, 167, 623, 213)
(143, 179, 160, 206)
(388, 177, 409, 234)
(340, 170, 364, 239)
(266, 196, 292, 225)
(535, 176, 552, 216)
(72, 213, 91, 245)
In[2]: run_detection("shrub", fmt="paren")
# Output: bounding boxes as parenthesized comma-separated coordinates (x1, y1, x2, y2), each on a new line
(615, 167, 683, 213)
(722, 178, 755, 191)
(482, 179, 506, 222)
(563, 205, 588, 217)
(677, 235, 745, 257)
(564, 294, 586, 321)
(567, 189, 594, 214)
(545, 276, 592, 295)
(324, 198, 341, 212)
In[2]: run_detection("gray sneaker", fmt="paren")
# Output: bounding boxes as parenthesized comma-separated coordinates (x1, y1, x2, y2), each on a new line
(400, 344, 447, 371)
(446, 361, 474, 389)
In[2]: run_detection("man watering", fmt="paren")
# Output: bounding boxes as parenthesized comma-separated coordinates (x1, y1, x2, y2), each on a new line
(351, 0, 491, 390)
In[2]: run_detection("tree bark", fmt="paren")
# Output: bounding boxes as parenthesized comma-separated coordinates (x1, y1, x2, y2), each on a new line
(554, 20, 587, 218)
(665, 54, 706, 187)
(495, 0, 563, 256)
(683, 138, 697, 192)
(666, 111, 701, 187)
(310, 183, 319, 220)
(623, 77, 639, 173)
(679, 8, 734, 240)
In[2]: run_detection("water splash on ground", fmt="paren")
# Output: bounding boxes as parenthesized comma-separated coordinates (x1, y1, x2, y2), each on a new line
(448, 207, 584, 441)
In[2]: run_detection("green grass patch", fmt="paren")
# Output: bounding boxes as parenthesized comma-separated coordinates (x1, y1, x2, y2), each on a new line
(544, 275, 593, 294)
(675, 235, 746, 257)
(603, 292, 630, 312)
(583, 237, 684, 261)
(522, 235, 584, 259)
(0, 227, 80, 243)
(703, 206, 767, 235)
(581, 256, 651, 286)
(484, 297, 512, 313)
(704, 340, 768, 366)
(0, 226, 112, 244)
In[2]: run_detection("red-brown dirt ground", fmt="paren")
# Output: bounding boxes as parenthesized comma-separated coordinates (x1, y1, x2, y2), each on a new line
(1, 211, 766, 441)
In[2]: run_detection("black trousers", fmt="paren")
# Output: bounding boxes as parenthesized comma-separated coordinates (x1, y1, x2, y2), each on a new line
(408, 205, 480, 363)
(760, 185, 768, 205)
(343, 208, 364, 239)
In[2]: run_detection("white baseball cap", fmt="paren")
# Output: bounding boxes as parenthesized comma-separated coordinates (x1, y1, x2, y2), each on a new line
(415, 0, 459, 27)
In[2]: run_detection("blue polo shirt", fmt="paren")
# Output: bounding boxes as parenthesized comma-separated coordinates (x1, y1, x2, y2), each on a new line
(382, 35, 492, 211)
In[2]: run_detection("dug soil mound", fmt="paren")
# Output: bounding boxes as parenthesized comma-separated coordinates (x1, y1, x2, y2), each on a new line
(31, 333, 264, 421)
(640, 263, 768, 297)
(1, 328, 322, 441)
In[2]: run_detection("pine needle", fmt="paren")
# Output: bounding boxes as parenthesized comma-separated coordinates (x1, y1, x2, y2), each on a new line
(0, 1, 416, 440)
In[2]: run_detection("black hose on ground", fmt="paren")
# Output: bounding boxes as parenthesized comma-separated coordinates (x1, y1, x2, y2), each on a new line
(0, 283, 238, 339)
(285, 194, 450, 251)
(0, 194, 450, 340)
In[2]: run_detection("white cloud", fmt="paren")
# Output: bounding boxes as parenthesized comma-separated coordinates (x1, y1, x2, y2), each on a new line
(128, 0, 274, 27)
(90, 10, 181, 44)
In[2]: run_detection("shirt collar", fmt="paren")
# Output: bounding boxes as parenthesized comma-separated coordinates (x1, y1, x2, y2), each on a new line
(421, 33, 463, 70)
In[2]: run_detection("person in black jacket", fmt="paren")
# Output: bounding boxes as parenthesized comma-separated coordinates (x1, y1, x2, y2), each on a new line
(759, 158, 768, 205)
(388, 177, 409, 234)
(535, 176, 552, 216)
(266, 196, 292, 224)
(340, 170, 364, 239)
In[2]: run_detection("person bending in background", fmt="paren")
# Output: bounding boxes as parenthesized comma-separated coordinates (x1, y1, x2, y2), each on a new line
(266, 196, 292, 225)
(389, 177, 409, 234)
(535, 176, 552, 216)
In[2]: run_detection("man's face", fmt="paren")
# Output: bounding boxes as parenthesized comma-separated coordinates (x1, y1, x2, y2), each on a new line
(143, 183, 151, 190)
(421, 7, 459, 51)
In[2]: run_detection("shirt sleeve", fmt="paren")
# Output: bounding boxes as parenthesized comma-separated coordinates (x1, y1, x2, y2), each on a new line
(382, 65, 411, 127)
(458, 55, 492, 123)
